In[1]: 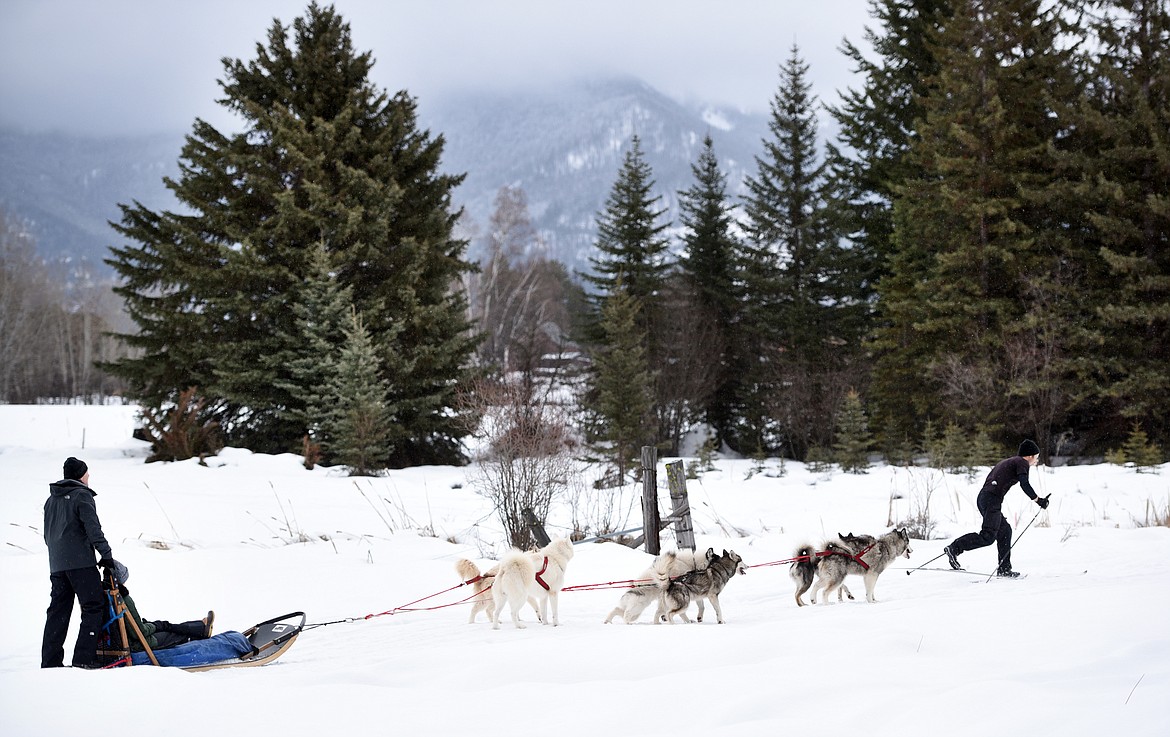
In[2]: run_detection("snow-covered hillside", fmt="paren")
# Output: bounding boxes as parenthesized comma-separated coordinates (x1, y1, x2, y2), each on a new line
(1, 404, 1167, 736)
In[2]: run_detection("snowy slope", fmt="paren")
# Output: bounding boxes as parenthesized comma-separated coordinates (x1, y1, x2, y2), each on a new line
(1, 404, 1167, 736)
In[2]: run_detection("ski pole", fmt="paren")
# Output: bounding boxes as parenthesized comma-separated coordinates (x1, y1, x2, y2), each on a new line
(985, 494, 1050, 583)
(906, 550, 948, 576)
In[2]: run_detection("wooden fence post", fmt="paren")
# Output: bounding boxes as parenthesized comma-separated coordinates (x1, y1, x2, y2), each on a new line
(641, 446, 660, 555)
(522, 508, 551, 548)
(664, 460, 696, 551)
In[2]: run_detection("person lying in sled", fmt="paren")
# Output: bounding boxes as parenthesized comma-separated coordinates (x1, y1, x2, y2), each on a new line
(106, 574, 215, 652)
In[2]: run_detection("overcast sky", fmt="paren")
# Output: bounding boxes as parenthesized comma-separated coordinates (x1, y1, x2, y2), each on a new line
(0, 0, 874, 137)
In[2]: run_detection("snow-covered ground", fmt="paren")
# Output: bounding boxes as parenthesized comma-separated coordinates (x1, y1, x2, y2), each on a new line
(1, 404, 1167, 736)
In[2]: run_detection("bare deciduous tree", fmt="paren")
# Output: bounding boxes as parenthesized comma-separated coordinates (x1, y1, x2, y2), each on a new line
(1, 209, 131, 402)
(654, 277, 724, 455)
(467, 186, 576, 380)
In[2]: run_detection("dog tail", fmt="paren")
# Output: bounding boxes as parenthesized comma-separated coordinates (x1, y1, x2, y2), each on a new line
(495, 550, 536, 598)
(455, 558, 482, 583)
(790, 544, 817, 606)
(652, 550, 679, 589)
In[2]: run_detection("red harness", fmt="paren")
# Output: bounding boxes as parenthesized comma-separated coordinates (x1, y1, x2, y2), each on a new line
(535, 556, 551, 590)
(817, 543, 874, 571)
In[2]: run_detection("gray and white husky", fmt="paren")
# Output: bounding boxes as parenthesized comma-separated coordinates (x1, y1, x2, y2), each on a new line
(791, 528, 912, 606)
(655, 548, 747, 624)
(605, 548, 715, 624)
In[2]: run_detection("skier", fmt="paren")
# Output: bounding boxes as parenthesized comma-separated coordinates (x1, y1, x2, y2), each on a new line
(944, 440, 1049, 577)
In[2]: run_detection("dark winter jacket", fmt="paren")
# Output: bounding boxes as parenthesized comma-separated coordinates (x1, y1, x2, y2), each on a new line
(44, 479, 113, 573)
(979, 456, 1038, 504)
(119, 592, 158, 652)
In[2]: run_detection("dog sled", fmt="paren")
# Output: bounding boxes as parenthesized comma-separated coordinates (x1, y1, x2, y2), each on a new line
(96, 569, 304, 671)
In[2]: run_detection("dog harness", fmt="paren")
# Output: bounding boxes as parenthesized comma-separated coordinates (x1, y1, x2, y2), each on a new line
(816, 543, 874, 571)
(535, 556, 551, 591)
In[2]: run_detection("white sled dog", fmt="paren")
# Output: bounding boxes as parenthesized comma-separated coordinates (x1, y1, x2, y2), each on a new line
(654, 548, 747, 624)
(454, 558, 498, 624)
(605, 548, 717, 624)
(490, 537, 575, 630)
(790, 528, 912, 606)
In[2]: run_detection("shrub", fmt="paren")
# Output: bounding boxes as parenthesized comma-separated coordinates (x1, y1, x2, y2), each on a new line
(139, 387, 222, 463)
(1107, 424, 1163, 472)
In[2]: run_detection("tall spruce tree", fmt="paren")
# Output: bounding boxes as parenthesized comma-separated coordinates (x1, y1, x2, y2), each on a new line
(1078, 0, 1170, 449)
(827, 0, 951, 281)
(105, 3, 476, 464)
(677, 135, 740, 447)
(584, 135, 672, 325)
(739, 45, 865, 459)
(873, 0, 1080, 451)
(827, 0, 951, 454)
(583, 135, 676, 450)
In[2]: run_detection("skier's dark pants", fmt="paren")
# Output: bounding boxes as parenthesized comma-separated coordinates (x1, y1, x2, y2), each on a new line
(950, 491, 1013, 571)
(42, 566, 104, 668)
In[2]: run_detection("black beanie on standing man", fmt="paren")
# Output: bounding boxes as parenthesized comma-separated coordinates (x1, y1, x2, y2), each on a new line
(63, 456, 88, 481)
(1018, 440, 1040, 458)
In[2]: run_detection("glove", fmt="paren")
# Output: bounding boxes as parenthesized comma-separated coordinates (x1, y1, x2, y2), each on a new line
(98, 557, 114, 568)
(1036, 495, 1050, 509)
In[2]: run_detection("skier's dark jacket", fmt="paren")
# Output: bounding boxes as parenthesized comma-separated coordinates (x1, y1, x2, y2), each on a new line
(979, 456, 1038, 504)
(44, 479, 112, 572)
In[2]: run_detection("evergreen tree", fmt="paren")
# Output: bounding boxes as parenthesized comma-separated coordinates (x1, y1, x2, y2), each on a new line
(589, 287, 654, 480)
(873, 0, 1080, 448)
(833, 389, 872, 474)
(827, 0, 951, 281)
(827, 0, 951, 449)
(739, 44, 867, 459)
(1076, 0, 1170, 449)
(677, 135, 740, 446)
(583, 135, 672, 334)
(583, 135, 677, 451)
(270, 241, 353, 457)
(329, 309, 393, 476)
(105, 3, 476, 464)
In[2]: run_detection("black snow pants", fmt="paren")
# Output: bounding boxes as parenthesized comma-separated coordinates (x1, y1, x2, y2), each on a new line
(949, 490, 1013, 572)
(42, 566, 105, 668)
(149, 619, 208, 650)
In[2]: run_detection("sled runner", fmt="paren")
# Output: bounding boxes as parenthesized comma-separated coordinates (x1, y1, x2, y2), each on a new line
(96, 569, 304, 671)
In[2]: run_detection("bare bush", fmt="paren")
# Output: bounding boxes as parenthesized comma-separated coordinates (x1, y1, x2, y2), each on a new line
(890, 468, 941, 540)
(139, 387, 223, 463)
(459, 376, 579, 549)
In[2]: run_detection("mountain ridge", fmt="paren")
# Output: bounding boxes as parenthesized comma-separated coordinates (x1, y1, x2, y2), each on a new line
(0, 77, 768, 276)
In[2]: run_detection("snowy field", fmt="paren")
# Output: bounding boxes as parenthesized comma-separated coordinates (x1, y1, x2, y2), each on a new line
(1, 404, 1167, 736)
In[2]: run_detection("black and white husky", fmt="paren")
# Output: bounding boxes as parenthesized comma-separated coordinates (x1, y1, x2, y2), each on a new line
(791, 528, 912, 606)
(654, 548, 747, 624)
(605, 548, 715, 624)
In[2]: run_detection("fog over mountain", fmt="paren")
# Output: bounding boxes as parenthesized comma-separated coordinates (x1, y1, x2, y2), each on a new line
(0, 77, 771, 278)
